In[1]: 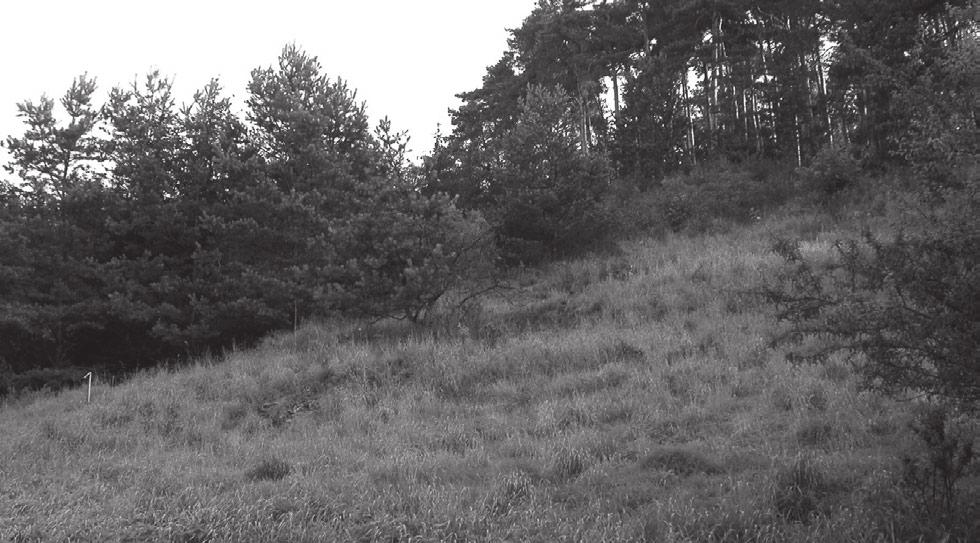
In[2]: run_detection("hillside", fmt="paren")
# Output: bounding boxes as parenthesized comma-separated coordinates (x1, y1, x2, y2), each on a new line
(1, 207, 977, 542)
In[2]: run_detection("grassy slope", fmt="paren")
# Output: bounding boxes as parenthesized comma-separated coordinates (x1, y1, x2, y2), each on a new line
(1, 207, 976, 542)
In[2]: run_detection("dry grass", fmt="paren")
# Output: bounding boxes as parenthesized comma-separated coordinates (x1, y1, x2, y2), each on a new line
(1, 208, 976, 542)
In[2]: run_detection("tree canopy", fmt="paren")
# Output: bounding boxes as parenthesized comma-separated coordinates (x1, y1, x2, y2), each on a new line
(0, 45, 490, 376)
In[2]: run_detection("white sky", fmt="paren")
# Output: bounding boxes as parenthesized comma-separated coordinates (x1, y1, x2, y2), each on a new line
(0, 0, 538, 166)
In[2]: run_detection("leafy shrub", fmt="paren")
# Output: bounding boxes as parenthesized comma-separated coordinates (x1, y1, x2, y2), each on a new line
(800, 143, 861, 199)
(329, 190, 495, 322)
(892, 24, 979, 191)
(769, 216, 980, 409)
(424, 83, 616, 265)
(606, 182, 670, 237)
(657, 160, 791, 232)
(769, 146, 980, 407)
(856, 406, 979, 541)
(900, 405, 975, 523)
(768, 23, 978, 410)
(1, 367, 87, 397)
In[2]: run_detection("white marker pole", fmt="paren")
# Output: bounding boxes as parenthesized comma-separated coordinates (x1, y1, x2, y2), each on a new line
(83, 372, 92, 403)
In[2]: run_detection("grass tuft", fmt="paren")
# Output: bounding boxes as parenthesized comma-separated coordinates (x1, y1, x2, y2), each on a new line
(640, 446, 724, 476)
(772, 456, 836, 523)
(795, 418, 837, 448)
(245, 457, 292, 482)
(486, 470, 534, 515)
(548, 445, 591, 482)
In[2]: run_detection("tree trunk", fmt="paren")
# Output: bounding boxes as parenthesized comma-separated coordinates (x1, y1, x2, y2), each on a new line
(682, 67, 697, 165)
(578, 86, 590, 155)
(814, 48, 834, 147)
(612, 67, 620, 118)
(703, 63, 714, 149)
(741, 88, 749, 148)
(794, 113, 802, 168)
(712, 13, 724, 136)
(757, 37, 772, 154)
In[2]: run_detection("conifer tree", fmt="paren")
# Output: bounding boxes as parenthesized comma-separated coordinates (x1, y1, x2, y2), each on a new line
(491, 84, 614, 262)
(0, 75, 113, 369)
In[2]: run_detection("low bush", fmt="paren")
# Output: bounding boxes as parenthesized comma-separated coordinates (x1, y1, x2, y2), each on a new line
(769, 215, 980, 409)
(900, 405, 975, 524)
(649, 160, 792, 233)
(1, 367, 88, 397)
(768, 30, 979, 411)
(329, 191, 496, 323)
(799, 144, 862, 200)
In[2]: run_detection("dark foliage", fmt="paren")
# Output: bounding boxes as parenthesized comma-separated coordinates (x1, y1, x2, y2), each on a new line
(901, 405, 975, 524)
(0, 366, 87, 396)
(766, 11, 978, 409)
(768, 217, 979, 409)
(659, 160, 791, 231)
(425, 84, 614, 264)
(0, 46, 489, 382)
(799, 143, 862, 200)
(768, 165, 980, 405)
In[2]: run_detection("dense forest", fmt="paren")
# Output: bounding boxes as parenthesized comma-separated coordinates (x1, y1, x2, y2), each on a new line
(1, 0, 976, 400)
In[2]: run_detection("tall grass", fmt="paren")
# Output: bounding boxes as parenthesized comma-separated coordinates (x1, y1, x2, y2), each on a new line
(1, 208, 975, 542)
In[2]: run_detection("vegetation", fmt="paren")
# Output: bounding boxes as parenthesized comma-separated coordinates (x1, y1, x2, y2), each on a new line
(0, 46, 490, 375)
(0, 0, 977, 540)
(768, 6, 979, 409)
(1, 1, 975, 377)
(3, 209, 975, 541)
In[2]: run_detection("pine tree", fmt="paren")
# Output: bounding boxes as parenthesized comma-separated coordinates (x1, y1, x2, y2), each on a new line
(0, 75, 114, 369)
(491, 84, 614, 263)
(247, 43, 373, 207)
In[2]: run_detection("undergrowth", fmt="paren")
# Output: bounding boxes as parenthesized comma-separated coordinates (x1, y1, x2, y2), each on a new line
(1, 205, 976, 542)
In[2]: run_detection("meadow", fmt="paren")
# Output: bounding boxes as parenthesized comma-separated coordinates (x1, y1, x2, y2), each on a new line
(1, 206, 977, 542)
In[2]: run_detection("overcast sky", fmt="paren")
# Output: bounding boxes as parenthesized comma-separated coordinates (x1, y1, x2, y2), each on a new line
(0, 0, 538, 166)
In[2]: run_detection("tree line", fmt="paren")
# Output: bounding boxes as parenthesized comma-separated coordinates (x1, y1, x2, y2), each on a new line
(418, 0, 976, 262)
(0, 46, 491, 376)
(429, 0, 975, 183)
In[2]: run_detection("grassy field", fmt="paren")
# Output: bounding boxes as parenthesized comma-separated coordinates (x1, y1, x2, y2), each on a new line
(1, 207, 977, 542)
